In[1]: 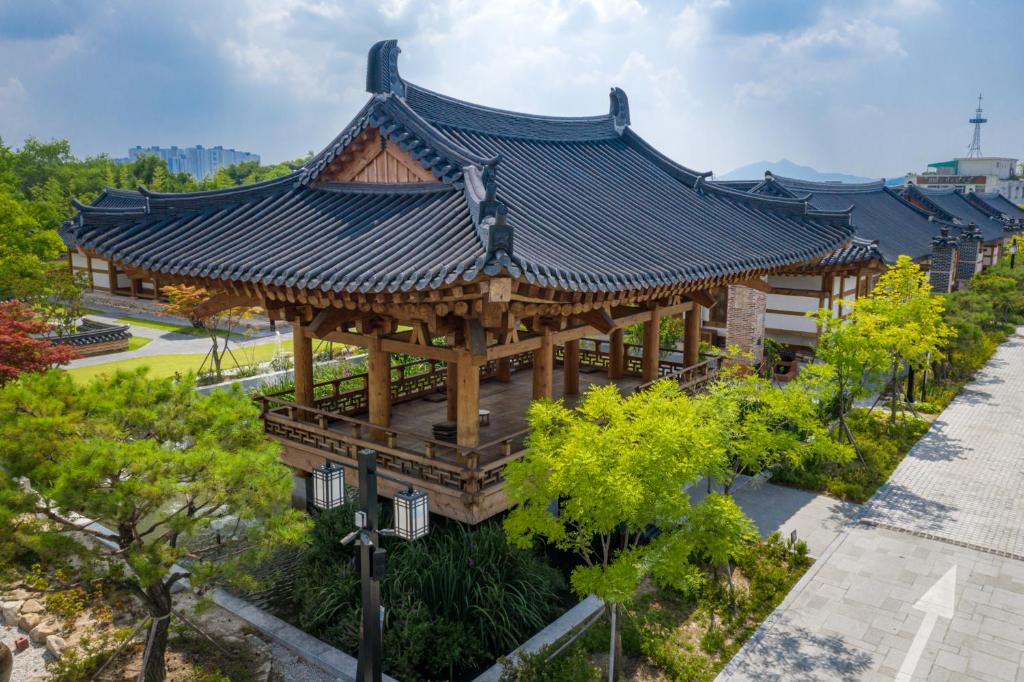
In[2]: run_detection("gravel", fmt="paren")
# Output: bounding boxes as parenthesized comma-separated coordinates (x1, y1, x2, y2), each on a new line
(1, 618, 52, 681)
(270, 641, 342, 682)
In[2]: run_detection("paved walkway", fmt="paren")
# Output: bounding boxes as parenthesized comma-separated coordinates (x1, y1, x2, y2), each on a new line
(720, 331, 1024, 682)
(67, 306, 292, 369)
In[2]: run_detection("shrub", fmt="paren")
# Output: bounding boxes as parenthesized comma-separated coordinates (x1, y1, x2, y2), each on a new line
(294, 505, 570, 681)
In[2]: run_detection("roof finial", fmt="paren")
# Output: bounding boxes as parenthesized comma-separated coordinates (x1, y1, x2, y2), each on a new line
(487, 205, 514, 258)
(366, 39, 406, 97)
(609, 87, 630, 131)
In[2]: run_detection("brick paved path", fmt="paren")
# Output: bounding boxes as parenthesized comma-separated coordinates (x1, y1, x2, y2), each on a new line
(719, 331, 1024, 681)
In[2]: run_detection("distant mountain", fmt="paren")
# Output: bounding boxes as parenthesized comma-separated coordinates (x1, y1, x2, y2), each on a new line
(717, 159, 891, 184)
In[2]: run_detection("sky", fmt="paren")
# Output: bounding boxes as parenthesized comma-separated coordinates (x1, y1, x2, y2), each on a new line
(0, 0, 1020, 179)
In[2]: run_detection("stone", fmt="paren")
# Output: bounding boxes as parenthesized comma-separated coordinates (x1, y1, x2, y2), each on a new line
(18, 612, 42, 632)
(1, 601, 23, 625)
(1, 589, 31, 602)
(0, 642, 11, 682)
(30, 621, 59, 643)
(19, 598, 43, 614)
(45, 635, 65, 659)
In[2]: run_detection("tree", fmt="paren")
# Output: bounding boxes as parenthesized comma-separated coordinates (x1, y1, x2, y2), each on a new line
(0, 369, 309, 681)
(700, 372, 854, 494)
(811, 309, 888, 454)
(504, 382, 721, 679)
(685, 493, 755, 609)
(855, 256, 954, 423)
(0, 301, 78, 385)
(624, 315, 688, 354)
(0, 184, 65, 300)
(160, 285, 258, 379)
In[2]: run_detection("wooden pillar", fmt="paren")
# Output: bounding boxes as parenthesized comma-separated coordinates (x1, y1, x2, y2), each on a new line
(641, 307, 661, 382)
(532, 333, 554, 400)
(684, 304, 701, 367)
(495, 357, 511, 383)
(563, 339, 580, 395)
(292, 323, 315, 410)
(446, 361, 458, 421)
(367, 337, 391, 439)
(456, 354, 480, 448)
(608, 328, 625, 379)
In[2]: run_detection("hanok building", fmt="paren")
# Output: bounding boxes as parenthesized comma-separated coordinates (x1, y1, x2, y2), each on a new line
(966, 191, 1024, 232)
(901, 185, 1016, 288)
(66, 41, 855, 523)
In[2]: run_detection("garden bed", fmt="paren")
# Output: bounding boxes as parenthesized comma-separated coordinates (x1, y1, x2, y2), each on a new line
(500, 533, 811, 681)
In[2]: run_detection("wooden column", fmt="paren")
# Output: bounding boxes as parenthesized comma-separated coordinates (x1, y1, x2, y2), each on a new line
(367, 337, 391, 439)
(532, 333, 554, 400)
(641, 307, 661, 382)
(563, 339, 580, 395)
(684, 304, 701, 367)
(446, 361, 458, 421)
(495, 357, 512, 383)
(456, 353, 480, 448)
(608, 328, 625, 379)
(292, 323, 315, 411)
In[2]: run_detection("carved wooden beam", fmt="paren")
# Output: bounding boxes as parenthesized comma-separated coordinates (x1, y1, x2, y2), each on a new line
(194, 293, 255, 318)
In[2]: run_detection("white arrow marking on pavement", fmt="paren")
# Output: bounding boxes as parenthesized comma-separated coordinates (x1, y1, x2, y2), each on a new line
(895, 565, 957, 682)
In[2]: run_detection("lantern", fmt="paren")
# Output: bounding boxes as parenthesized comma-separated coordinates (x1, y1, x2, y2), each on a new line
(393, 487, 429, 540)
(311, 460, 345, 510)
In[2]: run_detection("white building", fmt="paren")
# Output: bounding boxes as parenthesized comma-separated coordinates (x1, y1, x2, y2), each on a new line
(906, 157, 1024, 204)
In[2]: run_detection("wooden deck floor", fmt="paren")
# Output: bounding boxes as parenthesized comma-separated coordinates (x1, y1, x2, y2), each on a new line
(384, 365, 641, 460)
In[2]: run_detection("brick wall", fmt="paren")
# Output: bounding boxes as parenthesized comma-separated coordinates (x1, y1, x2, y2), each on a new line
(725, 283, 767, 365)
(956, 227, 983, 287)
(929, 228, 958, 293)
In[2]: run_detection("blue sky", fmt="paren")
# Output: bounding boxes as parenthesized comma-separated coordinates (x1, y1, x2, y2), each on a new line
(0, 0, 1020, 178)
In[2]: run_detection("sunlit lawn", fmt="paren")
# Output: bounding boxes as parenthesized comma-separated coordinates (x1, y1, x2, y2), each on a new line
(66, 339, 294, 383)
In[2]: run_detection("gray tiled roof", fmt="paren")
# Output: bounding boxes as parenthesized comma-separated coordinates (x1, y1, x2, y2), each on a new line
(67, 40, 855, 296)
(817, 237, 884, 267)
(968, 192, 1024, 222)
(724, 174, 939, 262)
(902, 186, 1006, 242)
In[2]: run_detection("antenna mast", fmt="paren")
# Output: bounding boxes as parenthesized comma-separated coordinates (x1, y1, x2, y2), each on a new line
(967, 93, 986, 158)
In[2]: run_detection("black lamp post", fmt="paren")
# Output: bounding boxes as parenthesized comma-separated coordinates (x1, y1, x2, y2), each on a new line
(315, 449, 430, 682)
(1010, 241, 1018, 269)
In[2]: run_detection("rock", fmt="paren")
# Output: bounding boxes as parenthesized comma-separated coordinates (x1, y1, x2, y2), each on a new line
(2, 588, 31, 602)
(45, 635, 65, 659)
(19, 599, 43, 614)
(1, 601, 22, 625)
(0, 642, 11, 682)
(30, 621, 59, 643)
(18, 613, 42, 632)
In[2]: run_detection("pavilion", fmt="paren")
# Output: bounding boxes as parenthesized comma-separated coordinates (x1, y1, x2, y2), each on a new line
(66, 40, 855, 523)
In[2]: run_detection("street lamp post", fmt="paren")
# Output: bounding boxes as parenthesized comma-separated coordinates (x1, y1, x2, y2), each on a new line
(312, 449, 430, 682)
(1010, 242, 1018, 269)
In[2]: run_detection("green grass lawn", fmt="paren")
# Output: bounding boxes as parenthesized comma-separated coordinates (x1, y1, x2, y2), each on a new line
(66, 339, 293, 384)
(127, 336, 151, 351)
(82, 308, 240, 339)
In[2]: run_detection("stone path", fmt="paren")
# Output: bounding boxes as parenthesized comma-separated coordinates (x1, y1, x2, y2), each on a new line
(690, 475, 862, 558)
(66, 304, 292, 369)
(719, 330, 1024, 681)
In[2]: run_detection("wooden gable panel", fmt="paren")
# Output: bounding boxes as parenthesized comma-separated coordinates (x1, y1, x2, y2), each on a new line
(316, 127, 439, 184)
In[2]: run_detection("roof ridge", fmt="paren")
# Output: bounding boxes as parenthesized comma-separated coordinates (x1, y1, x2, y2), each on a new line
(404, 81, 615, 125)
(770, 172, 886, 193)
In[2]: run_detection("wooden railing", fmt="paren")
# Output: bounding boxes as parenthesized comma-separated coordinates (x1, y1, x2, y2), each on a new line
(634, 354, 722, 394)
(257, 338, 717, 508)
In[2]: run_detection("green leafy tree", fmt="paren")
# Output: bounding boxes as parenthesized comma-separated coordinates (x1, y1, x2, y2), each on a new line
(0, 370, 309, 682)
(811, 309, 888, 454)
(504, 382, 721, 679)
(0, 184, 64, 299)
(686, 493, 755, 609)
(701, 373, 854, 494)
(855, 256, 954, 423)
(623, 315, 688, 354)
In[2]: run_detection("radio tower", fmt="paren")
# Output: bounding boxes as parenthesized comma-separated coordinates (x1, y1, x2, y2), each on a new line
(967, 93, 986, 158)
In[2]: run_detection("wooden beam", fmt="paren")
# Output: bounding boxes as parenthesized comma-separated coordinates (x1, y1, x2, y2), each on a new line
(466, 318, 487, 359)
(309, 307, 358, 336)
(608, 328, 625, 380)
(532, 333, 554, 400)
(366, 337, 391, 439)
(495, 357, 511, 383)
(456, 352, 480, 448)
(641, 307, 661, 382)
(563, 339, 580, 395)
(685, 290, 717, 309)
(577, 308, 615, 334)
(321, 329, 459, 363)
(446, 359, 458, 422)
(684, 304, 701, 367)
(194, 292, 253, 318)
(291, 322, 315, 411)
(737, 278, 772, 294)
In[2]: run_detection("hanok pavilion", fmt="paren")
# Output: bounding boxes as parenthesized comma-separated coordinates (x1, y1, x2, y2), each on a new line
(67, 40, 856, 523)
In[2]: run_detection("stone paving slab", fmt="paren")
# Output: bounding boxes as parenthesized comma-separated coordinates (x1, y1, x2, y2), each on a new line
(862, 334, 1024, 557)
(720, 525, 1024, 681)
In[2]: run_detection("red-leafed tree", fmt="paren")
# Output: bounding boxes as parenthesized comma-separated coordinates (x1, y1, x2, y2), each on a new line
(0, 301, 78, 385)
